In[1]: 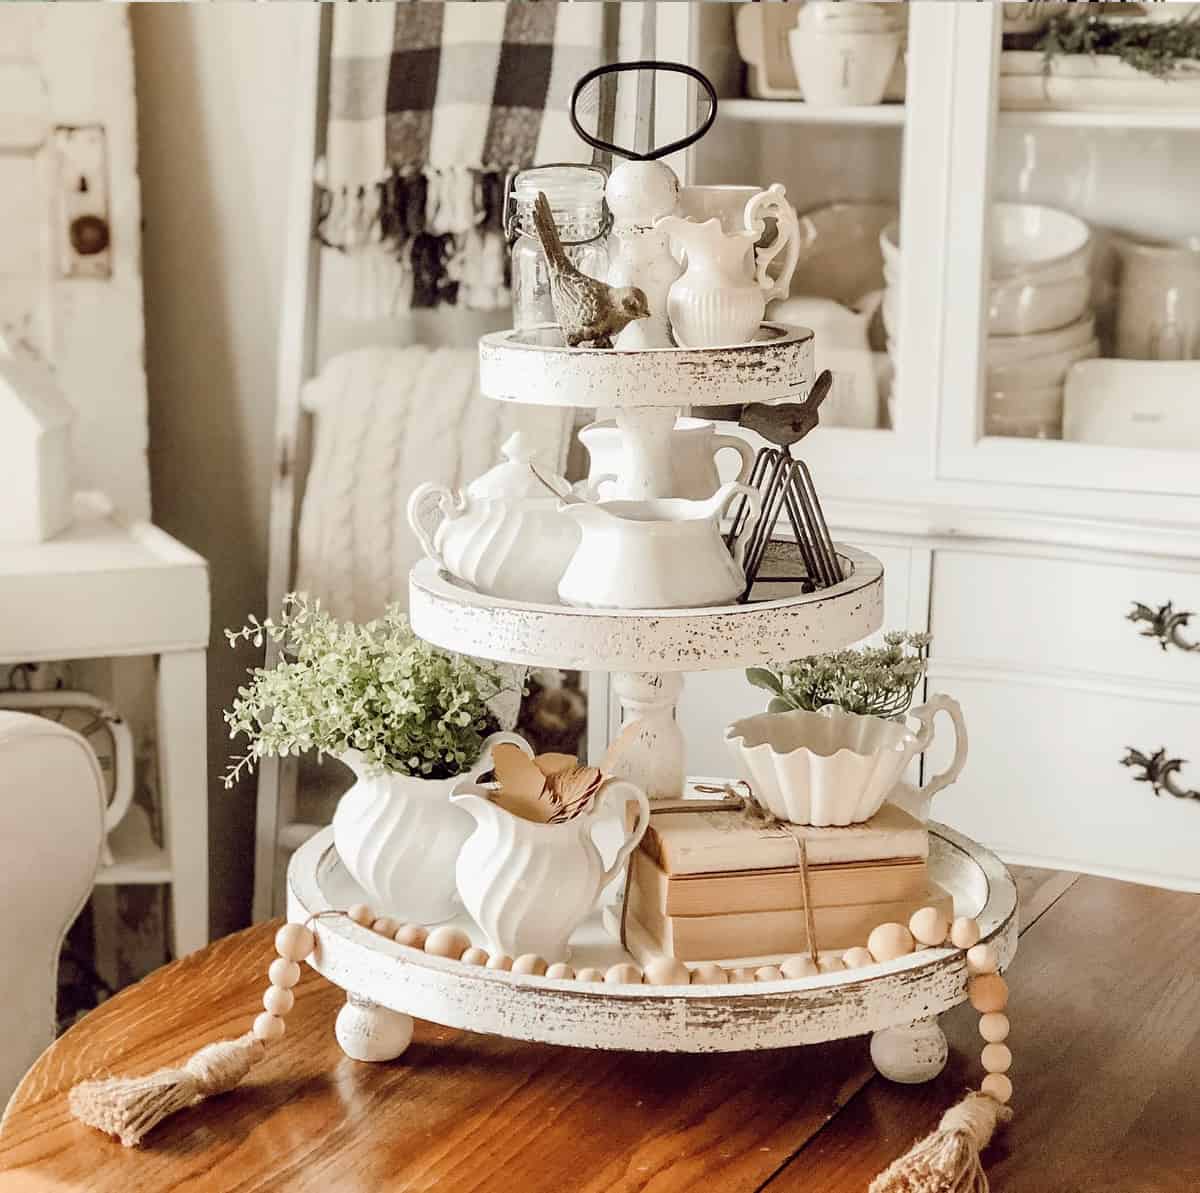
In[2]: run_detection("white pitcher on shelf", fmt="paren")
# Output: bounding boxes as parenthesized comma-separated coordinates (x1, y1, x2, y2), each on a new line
(658, 183, 800, 348)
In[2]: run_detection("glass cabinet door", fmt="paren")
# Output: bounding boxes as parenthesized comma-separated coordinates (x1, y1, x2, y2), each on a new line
(659, 2, 957, 503)
(938, 2, 1200, 501)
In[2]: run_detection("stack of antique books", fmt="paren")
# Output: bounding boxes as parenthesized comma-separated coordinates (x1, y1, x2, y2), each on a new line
(624, 801, 951, 964)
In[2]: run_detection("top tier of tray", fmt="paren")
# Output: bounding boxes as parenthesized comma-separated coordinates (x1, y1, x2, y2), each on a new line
(478, 321, 815, 409)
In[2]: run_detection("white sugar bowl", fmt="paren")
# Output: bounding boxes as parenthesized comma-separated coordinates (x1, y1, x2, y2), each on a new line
(407, 431, 580, 604)
(725, 696, 967, 826)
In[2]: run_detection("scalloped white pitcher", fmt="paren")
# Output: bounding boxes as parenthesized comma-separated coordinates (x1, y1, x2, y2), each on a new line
(451, 777, 650, 959)
(332, 732, 532, 925)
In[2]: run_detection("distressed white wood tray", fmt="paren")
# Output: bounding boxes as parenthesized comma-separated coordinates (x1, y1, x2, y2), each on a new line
(287, 821, 1017, 1063)
(478, 322, 814, 408)
(409, 542, 883, 672)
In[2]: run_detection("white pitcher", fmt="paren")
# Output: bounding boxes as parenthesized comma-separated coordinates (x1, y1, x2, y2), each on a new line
(332, 732, 532, 925)
(659, 183, 800, 347)
(451, 777, 650, 960)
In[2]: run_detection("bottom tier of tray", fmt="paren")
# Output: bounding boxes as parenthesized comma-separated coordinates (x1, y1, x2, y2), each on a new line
(286, 812, 1017, 1055)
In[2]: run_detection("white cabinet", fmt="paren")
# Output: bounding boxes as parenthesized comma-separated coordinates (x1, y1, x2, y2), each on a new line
(656, 4, 1200, 891)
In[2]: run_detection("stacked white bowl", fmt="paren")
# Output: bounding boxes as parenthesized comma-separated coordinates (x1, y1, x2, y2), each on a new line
(788, 2, 907, 108)
(881, 203, 1098, 438)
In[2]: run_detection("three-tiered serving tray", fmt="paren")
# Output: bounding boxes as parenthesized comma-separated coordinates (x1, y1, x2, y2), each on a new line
(287, 321, 1017, 1082)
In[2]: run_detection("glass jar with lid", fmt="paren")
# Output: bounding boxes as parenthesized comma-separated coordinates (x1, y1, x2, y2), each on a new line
(508, 165, 610, 331)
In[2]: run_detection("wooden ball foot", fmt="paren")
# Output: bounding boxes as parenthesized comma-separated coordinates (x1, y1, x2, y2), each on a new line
(870, 1017, 948, 1084)
(335, 994, 414, 1062)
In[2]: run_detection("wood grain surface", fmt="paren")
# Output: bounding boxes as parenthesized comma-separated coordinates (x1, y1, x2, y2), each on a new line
(1, 868, 1196, 1192)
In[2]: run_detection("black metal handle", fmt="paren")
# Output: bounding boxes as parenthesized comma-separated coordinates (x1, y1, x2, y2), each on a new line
(1121, 747, 1200, 802)
(1127, 601, 1200, 653)
(569, 61, 718, 162)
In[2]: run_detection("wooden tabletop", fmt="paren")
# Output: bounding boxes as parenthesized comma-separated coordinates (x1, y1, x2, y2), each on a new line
(2, 868, 1198, 1192)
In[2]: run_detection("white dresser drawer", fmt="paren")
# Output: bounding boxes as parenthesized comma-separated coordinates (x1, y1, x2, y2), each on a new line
(925, 673, 1200, 890)
(931, 550, 1200, 684)
(679, 542, 916, 776)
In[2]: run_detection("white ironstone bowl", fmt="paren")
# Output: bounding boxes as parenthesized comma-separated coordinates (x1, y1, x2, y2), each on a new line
(724, 705, 921, 826)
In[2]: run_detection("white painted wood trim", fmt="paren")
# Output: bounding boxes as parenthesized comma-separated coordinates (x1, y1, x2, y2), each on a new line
(286, 823, 1017, 1053)
(253, 4, 327, 923)
(409, 545, 883, 673)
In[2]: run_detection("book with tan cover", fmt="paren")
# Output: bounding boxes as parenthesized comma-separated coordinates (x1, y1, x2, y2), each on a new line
(641, 801, 929, 877)
(629, 848, 930, 918)
(626, 880, 954, 962)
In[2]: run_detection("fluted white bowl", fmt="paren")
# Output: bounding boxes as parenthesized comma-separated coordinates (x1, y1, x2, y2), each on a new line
(724, 705, 923, 826)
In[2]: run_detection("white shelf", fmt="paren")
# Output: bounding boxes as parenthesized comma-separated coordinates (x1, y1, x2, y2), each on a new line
(998, 108, 1200, 131)
(719, 98, 906, 127)
(96, 805, 171, 885)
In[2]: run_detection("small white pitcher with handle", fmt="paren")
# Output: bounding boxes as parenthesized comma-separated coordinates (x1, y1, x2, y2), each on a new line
(659, 183, 800, 347)
(451, 777, 650, 960)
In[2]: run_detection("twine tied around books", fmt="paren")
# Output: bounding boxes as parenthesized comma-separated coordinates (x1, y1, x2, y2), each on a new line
(618, 781, 821, 965)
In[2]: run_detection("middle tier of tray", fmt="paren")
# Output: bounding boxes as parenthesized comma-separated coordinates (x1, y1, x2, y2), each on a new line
(409, 540, 882, 672)
(478, 321, 815, 408)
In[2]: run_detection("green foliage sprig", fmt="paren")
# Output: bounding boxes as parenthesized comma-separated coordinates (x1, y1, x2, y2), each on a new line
(1037, 9, 1200, 78)
(223, 594, 509, 786)
(747, 631, 931, 720)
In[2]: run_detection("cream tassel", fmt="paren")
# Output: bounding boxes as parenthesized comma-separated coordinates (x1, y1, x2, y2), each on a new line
(869, 1091, 1011, 1193)
(69, 1033, 265, 1147)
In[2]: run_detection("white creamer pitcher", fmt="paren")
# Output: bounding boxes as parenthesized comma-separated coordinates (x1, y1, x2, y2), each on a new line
(451, 777, 650, 959)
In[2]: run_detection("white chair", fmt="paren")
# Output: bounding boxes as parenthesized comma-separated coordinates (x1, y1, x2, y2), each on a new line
(0, 711, 105, 1108)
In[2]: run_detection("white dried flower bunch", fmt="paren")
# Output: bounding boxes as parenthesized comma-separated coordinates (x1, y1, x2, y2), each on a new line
(224, 593, 511, 786)
(747, 631, 932, 719)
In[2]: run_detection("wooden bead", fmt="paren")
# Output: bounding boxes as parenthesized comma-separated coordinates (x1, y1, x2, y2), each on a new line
(780, 955, 819, 979)
(754, 965, 783, 982)
(393, 924, 427, 949)
(486, 953, 513, 971)
(252, 1012, 286, 1043)
(347, 904, 373, 927)
(604, 963, 643, 984)
(575, 967, 605, 982)
(981, 1072, 1013, 1104)
(267, 958, 301, 989)
(274, 922, 315, 962)
(262, 986, 294, 1016)
(966, 942, 999, 975)
(950, 916, 981, 949)
(372, 916, 400, 937)
(909, 906, 950, 947)
(818, 955, 846, 974)
(979, 1011, 1010, 1043)
(867, 922, 915, 963)
(690, 963, 728, 985)
(842, 947, 875, 969)
(968, 973, 1009, 1013)
(545, 962, 575, 980)
(511, 954, 548, 976)
(643, 958, 691, 986)
(981, 1042, 1012, 1074)
(728, 967, 758, 983)
(424, 926, 472, 960)
(460, 947, 489, 967)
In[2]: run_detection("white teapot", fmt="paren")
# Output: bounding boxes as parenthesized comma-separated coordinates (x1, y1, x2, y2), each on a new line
(407, 432, 580, 604)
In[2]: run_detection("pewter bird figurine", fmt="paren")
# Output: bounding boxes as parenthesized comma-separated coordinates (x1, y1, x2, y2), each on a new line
(739, 369, 834, 447)
(532, 191, 649, 348)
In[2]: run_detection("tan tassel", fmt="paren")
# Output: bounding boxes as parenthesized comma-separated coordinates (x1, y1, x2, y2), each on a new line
(69, 1032, 265, 1147)
(869, 1091, 1011, 1193)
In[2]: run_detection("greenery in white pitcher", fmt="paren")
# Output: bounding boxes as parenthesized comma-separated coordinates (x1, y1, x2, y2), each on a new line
(747, 631, 931, 720)
(223, 594, 510, 786)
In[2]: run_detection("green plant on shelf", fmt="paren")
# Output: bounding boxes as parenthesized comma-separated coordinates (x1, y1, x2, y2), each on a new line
(223, 593, 513, 786)
(747, 631, 931, 720)
(1037, 8, 1200, 79)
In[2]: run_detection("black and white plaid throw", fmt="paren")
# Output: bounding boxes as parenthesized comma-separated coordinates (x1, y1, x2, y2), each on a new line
(318, 2, 605, 314)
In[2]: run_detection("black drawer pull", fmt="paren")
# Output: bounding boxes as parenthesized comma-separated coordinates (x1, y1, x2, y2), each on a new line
(1121, 748, 1200, 802)
(1128, 601, 1199, 653)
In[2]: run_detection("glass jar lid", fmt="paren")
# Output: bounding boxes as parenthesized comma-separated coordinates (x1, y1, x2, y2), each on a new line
(513, 164, 606, 209)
